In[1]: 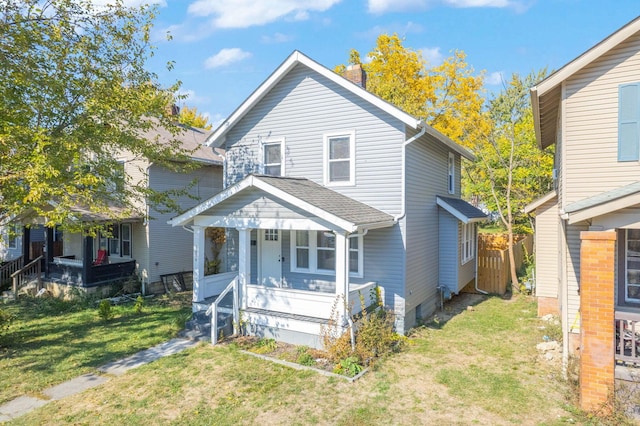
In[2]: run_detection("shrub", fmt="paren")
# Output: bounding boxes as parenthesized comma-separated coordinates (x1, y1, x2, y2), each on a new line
(252, 338, 277, 354)
(296, 352, 316, 366)
(97, 300, 114, 322)
(134, 295, 145, 314)
(334, 356, 363, 377)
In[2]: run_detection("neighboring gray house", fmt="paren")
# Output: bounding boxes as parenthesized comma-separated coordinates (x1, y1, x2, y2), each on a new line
(2, 121, 223, 295)
(170, 51, 486, 347)
(526, 16, 640, 409)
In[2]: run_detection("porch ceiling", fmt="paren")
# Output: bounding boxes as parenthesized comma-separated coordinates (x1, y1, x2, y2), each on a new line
(170, 174, 395, 233)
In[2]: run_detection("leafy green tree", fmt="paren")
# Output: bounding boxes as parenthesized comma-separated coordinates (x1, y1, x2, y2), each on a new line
(465, 71, 554, 289)
(179, 105, 212, 130)
(0, 0, 191, 233)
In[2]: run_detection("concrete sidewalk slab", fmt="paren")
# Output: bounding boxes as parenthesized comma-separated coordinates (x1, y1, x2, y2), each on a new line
(0, 396, 48, 422)
(43, 373, 108, 400)
(98, 338, 198, 376)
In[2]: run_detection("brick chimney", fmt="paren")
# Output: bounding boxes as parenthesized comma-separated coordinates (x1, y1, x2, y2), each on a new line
(166, 104, 180, 116)
(343, 64, 367, 89)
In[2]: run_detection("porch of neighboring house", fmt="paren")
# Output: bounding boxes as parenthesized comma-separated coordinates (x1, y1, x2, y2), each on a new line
(8, 223, 137, 297)
(171, 175, 395, 348)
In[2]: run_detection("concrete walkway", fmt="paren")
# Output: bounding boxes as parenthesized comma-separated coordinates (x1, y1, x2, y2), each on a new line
(0, 338, 198, 423)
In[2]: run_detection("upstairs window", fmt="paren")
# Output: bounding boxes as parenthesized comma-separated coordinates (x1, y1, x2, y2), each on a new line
(448, 152, 455, 194)
(263, 139, 284, 176)
(324, 131, 355, 185)
(619, 83, 640, 161)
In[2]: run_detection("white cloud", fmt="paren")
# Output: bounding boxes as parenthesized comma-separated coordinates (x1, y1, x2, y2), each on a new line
(485, 71, 505, 86)
(209, 113, 225, 129)
(420, 47, 443, 66)
(90, 0, 166, 7)
(204, 48, 252, 69)
(187, 0, 341, 29)
(178, 89, 211, 105)
(261, 32, 294, 44)
(367, 0, 516, 14)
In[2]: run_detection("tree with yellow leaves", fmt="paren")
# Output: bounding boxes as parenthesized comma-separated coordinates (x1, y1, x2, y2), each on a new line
(179, 105, 212, 130)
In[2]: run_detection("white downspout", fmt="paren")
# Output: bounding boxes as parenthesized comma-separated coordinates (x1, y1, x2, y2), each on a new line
(394, 121, 427, 223)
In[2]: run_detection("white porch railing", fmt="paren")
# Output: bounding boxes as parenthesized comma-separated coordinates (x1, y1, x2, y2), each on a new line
(246, 281, 380, 319)
(206, 277, 239, 345)
(200, 271, 238, 301)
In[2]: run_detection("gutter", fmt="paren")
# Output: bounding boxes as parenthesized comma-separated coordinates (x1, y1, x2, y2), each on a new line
(394, 121, 427, 223)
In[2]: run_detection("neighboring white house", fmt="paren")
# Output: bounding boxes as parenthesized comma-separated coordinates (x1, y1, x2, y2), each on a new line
(170, 51, 486, 348)
(526, 15, 640, 410)
(2, 120, 223, 295)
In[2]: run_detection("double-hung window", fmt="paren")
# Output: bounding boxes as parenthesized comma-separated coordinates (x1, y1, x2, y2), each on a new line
(619, 83, 640, 161)
(324, 131, 355, 185)
(6, 224, 18, 249)
(263, 139, 284, 176)
(100, 223, 132, 258)
(461, 223, 475, 265)
(291, 230, 363, 277)
(625, 229, 640, 303)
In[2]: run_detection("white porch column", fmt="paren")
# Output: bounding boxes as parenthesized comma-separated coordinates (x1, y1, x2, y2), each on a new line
(238, 228, 251, 310)
(192, 225, 206, 309)
(335, 231, 349, 322)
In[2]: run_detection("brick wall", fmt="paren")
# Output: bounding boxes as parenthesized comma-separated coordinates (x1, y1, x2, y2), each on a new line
(537, 296, 559, 316)
(579, 231, 616, 411)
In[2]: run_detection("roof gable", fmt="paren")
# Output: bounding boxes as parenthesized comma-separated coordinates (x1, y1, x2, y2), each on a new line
(205, 50, 473, 160)
(169, 174, 395, 232)
(531, 16, 640, 149)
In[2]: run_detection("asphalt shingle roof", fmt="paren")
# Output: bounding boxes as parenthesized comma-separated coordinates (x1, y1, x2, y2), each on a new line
(437, 196, 487, 222)
(253, 175, 394, 227)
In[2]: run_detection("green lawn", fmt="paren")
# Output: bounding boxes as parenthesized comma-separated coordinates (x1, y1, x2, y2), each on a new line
(0, 293, 191, 405)
(4, 293, 593, 425)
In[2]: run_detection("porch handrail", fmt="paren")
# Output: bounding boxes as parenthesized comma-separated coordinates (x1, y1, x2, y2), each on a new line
(615, 310, 640, 364)
(1, 255, 24, 286)
(11, 255, 43, 294)
(206, 276, 239, 345)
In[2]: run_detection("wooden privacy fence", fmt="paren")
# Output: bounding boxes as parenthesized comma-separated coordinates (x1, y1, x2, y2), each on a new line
(477, 234, 533, 295)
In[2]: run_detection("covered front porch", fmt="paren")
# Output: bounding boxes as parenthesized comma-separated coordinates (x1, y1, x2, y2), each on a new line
(170, 174, 395, 347)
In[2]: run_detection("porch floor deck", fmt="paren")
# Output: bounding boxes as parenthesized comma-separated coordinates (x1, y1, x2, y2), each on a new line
(243, 307, 328, 324)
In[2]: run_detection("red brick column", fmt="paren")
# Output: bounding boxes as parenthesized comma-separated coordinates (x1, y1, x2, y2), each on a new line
(579, 231, 616, 411)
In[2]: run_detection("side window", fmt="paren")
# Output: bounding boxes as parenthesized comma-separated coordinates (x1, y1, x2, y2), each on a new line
(619, 83, 640, 161)
(448, 152, 455, 194)
(324, 131, 355, 185)
(263, 139, 284, 176)
(7, 224, 19, 249)
(461, 223, 475, 265)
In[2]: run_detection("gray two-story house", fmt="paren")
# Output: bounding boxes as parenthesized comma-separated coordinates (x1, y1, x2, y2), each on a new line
(170, 51, 486, 347)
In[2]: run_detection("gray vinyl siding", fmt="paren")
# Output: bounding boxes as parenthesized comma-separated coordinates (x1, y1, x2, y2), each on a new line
(209, 188, 314, 221)
(223, 63, 405, 216)
(566, 222, 588, 334)
(563, 31, 640, 206)
(222, 62, 407, 315)
(404, 130, 456, 325)
(535, 197, 560, 299)
(438, 209, 458, 292)
(147, 164, 222, 284)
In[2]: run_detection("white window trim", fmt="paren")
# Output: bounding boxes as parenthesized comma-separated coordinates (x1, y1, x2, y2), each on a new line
(99, 223, 132, 259)
(461, 223, 475, 265)
(6, 224, 19, 249)
(625, 229, 640, 303)
(448, 152, 455, 194)
(290, 230, 363, 278)
(323, 131, 355, 186)
(261, 138, 285, 176)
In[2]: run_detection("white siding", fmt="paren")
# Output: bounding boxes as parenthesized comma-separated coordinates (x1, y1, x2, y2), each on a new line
(565, 222, 588, 334)
(534, 196, 560, 298)
(147, 164, 223, 284)
(563, 31, 640, 206)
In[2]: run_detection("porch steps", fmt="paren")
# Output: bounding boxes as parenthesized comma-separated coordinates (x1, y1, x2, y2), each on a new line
(243, 307, 328, 324)
(180, 299, 234, 342)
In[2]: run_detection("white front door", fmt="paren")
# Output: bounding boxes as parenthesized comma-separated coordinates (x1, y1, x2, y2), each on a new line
(260, 229, 282, 287)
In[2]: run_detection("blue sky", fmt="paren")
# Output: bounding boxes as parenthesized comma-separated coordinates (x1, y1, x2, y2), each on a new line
(135, 0, 640, 127)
